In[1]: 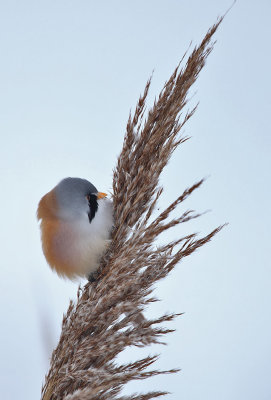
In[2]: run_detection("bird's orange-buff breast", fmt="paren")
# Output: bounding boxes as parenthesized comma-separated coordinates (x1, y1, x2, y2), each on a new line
(37, 189, 78, 278)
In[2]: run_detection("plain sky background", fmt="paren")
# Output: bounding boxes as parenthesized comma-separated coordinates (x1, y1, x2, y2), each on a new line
(0, 1, 270, 399)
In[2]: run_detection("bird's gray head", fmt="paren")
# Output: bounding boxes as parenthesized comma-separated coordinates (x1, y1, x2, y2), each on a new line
(55, 177, 98, 221)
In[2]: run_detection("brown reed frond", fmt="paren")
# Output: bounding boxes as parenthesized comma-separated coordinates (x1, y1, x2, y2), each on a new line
(41, 16, 224, 400)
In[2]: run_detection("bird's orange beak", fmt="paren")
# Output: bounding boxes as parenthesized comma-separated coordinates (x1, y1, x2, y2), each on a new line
(97, 192, 107, 199)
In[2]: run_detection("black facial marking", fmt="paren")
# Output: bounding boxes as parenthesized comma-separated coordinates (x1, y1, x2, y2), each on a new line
(87, 194, 98, 223)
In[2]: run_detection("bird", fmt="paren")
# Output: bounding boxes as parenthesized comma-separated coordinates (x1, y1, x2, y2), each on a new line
(37, 177, 113, 281)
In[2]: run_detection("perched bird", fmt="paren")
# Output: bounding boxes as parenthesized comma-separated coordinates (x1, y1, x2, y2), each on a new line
(37, 177, 113, 280)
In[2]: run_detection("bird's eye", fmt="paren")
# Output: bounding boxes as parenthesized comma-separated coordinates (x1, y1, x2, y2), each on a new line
(86, 194, 96, 203)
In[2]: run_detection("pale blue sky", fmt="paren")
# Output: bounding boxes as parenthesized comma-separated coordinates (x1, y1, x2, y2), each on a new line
(0, 1, 270, 399)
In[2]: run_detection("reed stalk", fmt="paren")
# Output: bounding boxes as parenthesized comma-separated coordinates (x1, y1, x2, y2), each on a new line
(41, 16, 224, 400)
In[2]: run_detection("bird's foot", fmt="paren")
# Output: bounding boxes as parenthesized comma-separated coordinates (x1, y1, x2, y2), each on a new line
(88, 271, 99, 283)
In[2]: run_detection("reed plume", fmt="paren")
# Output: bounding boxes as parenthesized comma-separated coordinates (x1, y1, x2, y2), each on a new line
(41, 16, 224, 400)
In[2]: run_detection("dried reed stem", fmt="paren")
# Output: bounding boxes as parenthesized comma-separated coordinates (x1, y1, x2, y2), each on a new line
(41, 16, 224, 400)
